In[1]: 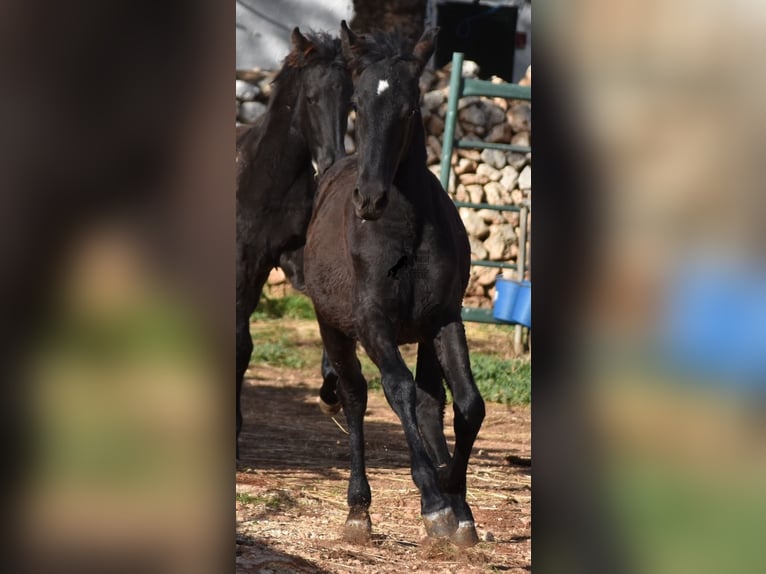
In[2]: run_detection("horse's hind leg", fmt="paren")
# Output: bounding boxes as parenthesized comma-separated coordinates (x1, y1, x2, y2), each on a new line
(235, 247, 269, 459)
(415, 342, 451, 470)
(433, 319, 486, 547)
(318, 321, 372, 543)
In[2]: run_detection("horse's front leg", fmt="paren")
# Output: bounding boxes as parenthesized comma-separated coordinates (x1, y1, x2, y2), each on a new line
(317, 320, 372, 543)
(433, 318, 486, 547)
(357, 313, 457, 539)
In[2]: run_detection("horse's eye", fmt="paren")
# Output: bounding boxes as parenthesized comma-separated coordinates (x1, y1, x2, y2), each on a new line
(350, 101, 358, 112)
(307, 95, 318, 105)
(409, 107, 418, 117)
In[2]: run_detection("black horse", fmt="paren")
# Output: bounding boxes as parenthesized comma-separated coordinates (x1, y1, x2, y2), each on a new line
(236, 28, 352, 453)
(303, 22, 485, 547)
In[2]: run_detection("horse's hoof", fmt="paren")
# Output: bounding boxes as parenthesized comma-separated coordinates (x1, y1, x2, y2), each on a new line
(451, 521, 480, 548)
(318, 396, 342, 415)
(343, 511, 372, 544)
(422, 507, 458, 538)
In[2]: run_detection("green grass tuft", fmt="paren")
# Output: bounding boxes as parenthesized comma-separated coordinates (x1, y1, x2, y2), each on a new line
(470, 354, 530, 405)
(252, 293, 316, 320)
(250, 335, 306, 369)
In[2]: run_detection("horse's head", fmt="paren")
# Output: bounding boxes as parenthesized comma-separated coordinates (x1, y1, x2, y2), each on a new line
(340, 21, 437, 221)
(282, 28, 353, 175)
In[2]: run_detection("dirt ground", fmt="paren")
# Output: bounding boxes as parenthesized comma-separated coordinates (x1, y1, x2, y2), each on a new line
(236, 322, 531, 573)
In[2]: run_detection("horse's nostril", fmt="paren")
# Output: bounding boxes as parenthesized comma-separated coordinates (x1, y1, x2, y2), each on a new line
(375, 194, 388, 210)
(353, 188, 361, 201)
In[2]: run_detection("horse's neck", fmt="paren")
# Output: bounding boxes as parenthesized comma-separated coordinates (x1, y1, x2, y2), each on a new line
(260, 79, 310, 170)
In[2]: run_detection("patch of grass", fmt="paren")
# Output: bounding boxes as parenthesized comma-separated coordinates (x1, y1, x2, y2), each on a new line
(236, 492, 262, 505)
(236, 490, 297, 511)
(250, 335, 306, 369)
(470, 354, 530, 405)
(252, 293, 316, 320)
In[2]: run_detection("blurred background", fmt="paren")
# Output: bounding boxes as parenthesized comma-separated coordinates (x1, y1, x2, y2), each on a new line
(1, 1, 232, 572)
(535, 0, 766, 572)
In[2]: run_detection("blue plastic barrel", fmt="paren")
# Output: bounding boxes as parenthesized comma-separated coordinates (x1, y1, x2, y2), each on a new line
(511, 280, 531, 328)
(493, 277, 520, 322)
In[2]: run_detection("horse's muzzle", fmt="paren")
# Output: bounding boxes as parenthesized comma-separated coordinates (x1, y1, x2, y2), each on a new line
(353, 187, 388, 221)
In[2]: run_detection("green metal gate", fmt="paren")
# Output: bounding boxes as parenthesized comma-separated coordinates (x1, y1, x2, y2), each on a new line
(439, 52, 531, 339)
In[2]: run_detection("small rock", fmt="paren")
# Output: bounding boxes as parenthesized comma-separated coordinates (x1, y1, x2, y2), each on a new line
(477, 209, 504, 224)
(462, 60, 480, 77)
(507, 152, 528, 170)
(427, 114, 445, 136)
(500, 165, 519, 191)
(484, 181, 504, 204)
(498, 184, 512, 204)
(258, 77, 273, 98)
(473, 266, 499, 287)
(512, 132, 530, 148)
(480, 148, 507, 169)
(454, 158, 477, 175)
(268, 268, 286, 285)
(427, 134, 442, 160)
(459, 104, 486, 126)
(469, 236, 488, 260)
(457, 149, 482, 161)
(466, 184, 484, 204)
(426, 143, 439, 166)
(476, 163, 501, 182)
(511, 189, 525, 205)
(238, 101, 267, 123)
(486, 123, 512, 144)
(509, 102, 531, 132)
(457, 95, 481, 111)
(503, 211, 521, 227)
(459, 208, 490, 240)
(459, 173, 490, 186)
(518, 165, 532, 190)
(485, 224, 517, 260)
(235, 80, 259, 101)
(483, 531, 496, 542)
(485, 102, 507, 126)
(422, 89, 445, 111)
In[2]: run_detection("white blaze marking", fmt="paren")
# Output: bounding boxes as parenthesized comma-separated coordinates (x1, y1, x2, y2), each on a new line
(376, 79, 390, 95)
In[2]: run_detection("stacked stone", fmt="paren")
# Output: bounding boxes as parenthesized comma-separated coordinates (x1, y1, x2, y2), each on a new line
(235, 69, 275, 124)
(419, 62, 532, 309)
(236, 63, 532, 308)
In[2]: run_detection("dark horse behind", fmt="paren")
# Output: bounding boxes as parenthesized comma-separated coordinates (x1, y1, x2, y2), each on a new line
(236, 28, 352, 454)
(303, 22, 485, 547)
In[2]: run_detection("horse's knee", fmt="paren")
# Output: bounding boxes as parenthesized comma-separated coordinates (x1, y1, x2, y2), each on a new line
(455, 391, 485, 429)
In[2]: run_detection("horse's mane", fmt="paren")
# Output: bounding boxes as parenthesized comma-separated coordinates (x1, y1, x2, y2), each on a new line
(273, 31, 345, 85)
(265, 31, 344, 113)
(346, 29, 418, 73)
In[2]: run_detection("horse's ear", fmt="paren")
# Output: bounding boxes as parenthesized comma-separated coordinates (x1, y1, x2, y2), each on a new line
(340, 20, 361, 68)
(291, 27, 315, 58)
(412, 27, 439, 71)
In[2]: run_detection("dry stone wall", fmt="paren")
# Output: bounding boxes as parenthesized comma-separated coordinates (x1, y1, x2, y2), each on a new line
(236, 61, 531, 308)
